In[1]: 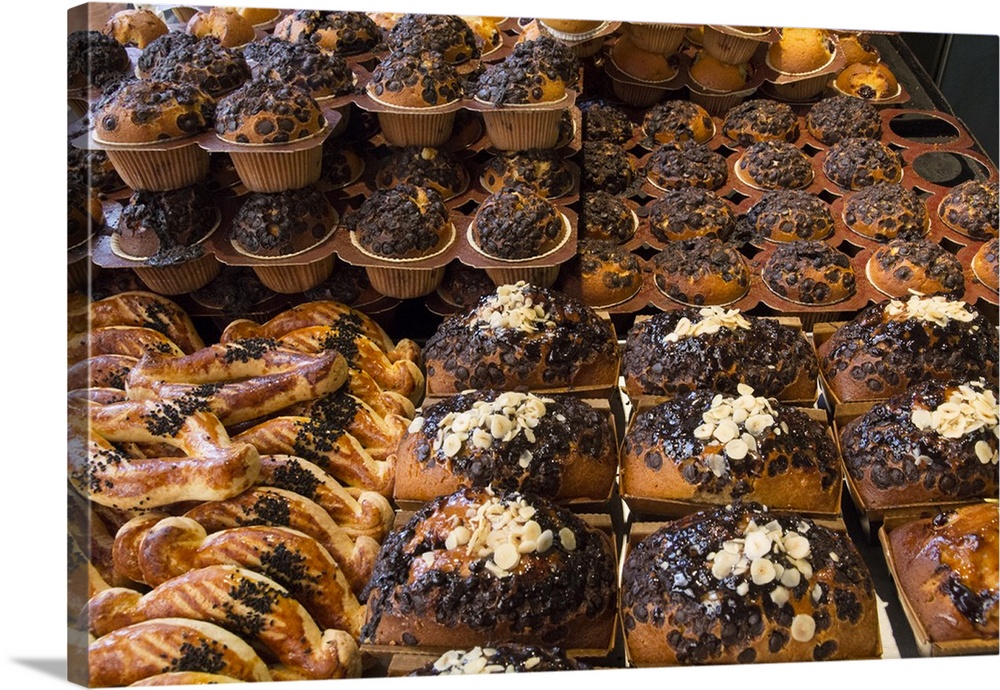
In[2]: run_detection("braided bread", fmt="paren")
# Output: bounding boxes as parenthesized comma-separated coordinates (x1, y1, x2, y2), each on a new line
(67, 354, 137, 392)
(182, 487, 380, 594)
(132, 516, 365, 637)
(280, 389, 410, 457)
(128, 672, 242, 685)
(69, 291, 205, 354)
(126, 341, 349, 426)
(67, 326, 185, 367)
(254, 455, 394, 541)
(87, 565, 362, 680)
(114, 514, 171, 584)
(235, 416, 394, 496)
(68, 398, 260, 510)
(88, 617, 272, 687)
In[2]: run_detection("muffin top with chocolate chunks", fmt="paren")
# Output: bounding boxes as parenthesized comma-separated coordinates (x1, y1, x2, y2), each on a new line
(250, 36, 356, 99)
(368, 50, 464, 107)
(94, 78, 216, 143)
(762, 240, 856, 305)
(744, 189, 834, 243)
(822, 137, 903, 190)
(231, 185, 336, 256)
(647, 141, 729, 191)
(147, 36, 251, 98)
(737, 140, 813, 190)
(474, 49, 568, 105)
(806, 95, 882, 145)
(67, 30, 131, 90)
(274, 10, 382, 55)
(843, 183, 929, 242)
(581, 99, 634, 145)
(472, 184, 565, 259)
(348, 183, 451, 259)
(215, 78, 327, 144)
(387, 13, 481, 65)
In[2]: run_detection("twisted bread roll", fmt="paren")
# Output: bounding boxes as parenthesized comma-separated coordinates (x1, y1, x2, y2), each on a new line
(235, 416, 395, 495)
(87, 565, 362, 680)
(281, 390, 411, 456)
(67, 326, 185, 367)
(126, 341, 349, 426)
(69, 291, 205, 354)
(276, 325, 425, 405)
(88, 617, 272, 687)
(114, 514, 170, 585)
(68, 397, 260, 510)
(68, 487, 119, 587)
(129, 672, 241, 685)
(133, 516, 365, 636)
(67, 354, 137, 392)
(254, 455, 394, 541)
(182, 487, 380, 594)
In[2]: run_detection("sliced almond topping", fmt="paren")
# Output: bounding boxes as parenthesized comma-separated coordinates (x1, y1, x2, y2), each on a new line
(524, 657, 541, 670)
(784, 534, 810, 560)
(559, 527, 577, 551)
(780, 567, 801, 588)
(791, 614, 817, 642)
(770, 585, 790, 607)
(975, 440, 995, 464)
(750, 557, 776, 585)
(537, 529, 554, 553)
(493, 542, 520, 571)
(408, 417, 425, 434)
(725, 438, 749, 460)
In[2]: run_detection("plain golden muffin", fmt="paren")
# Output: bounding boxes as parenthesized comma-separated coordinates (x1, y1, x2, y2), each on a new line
(186, 7, 256, 48)
(103, 9, 169, 49)
(768, 28, 836, 74)
(689, 51, 751, 92)
(610, 36, 678, 82)
(540, 18, 604, 35)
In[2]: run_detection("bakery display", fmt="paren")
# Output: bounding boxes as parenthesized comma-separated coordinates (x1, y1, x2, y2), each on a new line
(648, 187, 736, 242)
(622, 502, 880, 665)
(361, 487, 618, 649)
(650, 237, 750, 306)
(761, 240, 857, 305)
(735, 140, 813, 190)
(623, 307, 818, 399)
(622, 386, 841, 513)
(822, 137, 904, 190)
(886, 503, 998, 644)
(423, 281, 620, 394)
(841, 379, 998, 510)
(817, 294, 999, 402)
(806, 95, 883, 145)
(866, 239, 965, 298)
(392, 390, 617, 503)
(843, 183, 929, 242)
(722, 99, 799, 147)
(742, 189, 835, 243)
(938, 179, 1000, 240)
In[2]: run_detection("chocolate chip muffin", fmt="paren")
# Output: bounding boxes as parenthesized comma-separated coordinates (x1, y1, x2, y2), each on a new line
(190, 266, 278, 316)
(116, 185, 216, 260)
(273, 10, 382, 55)
(68, 145, 124, 195)
(93, 79, 216, 143)
(474, 48, 568, 105)
(481, 149, 574, 198)
(360, 487, 618, 650)
(762, 240, 856, 305)
(623, 307, 819, 399)
(68, 177, 104, 248)
(423, 281, 620, 393)
(722, 99, 800, 147)
(651, 237, 751, 306)
(215, 78, 326, 144)
(641, 100, 715, 147)
(136, 31, 198, 76)
(386, 13, 481, 65)
(581, 99, 635, 145)
(582, 141, 638, 196)
(743, 190, 835, 243)
(437, 264, 496, 309)
(646, 141, 729, 191)
(67, 30, 131, 90)
(410, 645, 585, 675)
(508, 35, 581, 88)
(834, 62, 899, 100)
(736, 140, 813, 190)
(972, 238, 999, 291)
(186, 6, 256, 48)
(622, 387, 842, 513)
(805, 95, 882, 145)
(393, 390, 618, 502)
(939, 180, 1000, 240)
(843, 183, 929, 242)
(648, 188, 736, 243)
(472, 185, 565, 260)
(822, 137, 904, 190)
(840, 379, 999, 511)
(580, 191, 638, 244)
(103, 9, 169, 50)
(367, 50, 464, 107)
(867, 239, 965, 298)
(347, 183, 451, 260)
(320, 141, 365, 188)
(146, 36, 252, 99)
(564, 240, 642, 307)
(375, 146, 470, 199)
(251, 36, 356, 99)
(622, 502, 880, 665)
(817, 294, 1000, 402)
(230, 185, 336, 257)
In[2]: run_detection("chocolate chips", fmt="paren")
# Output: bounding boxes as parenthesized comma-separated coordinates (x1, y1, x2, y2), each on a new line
(347, 183, 450, 259)
(823, 137, 904, 190)
(806, 95, 882, 145)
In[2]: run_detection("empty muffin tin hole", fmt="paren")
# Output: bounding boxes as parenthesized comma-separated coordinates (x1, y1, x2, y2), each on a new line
(888, 112, 961, 145)
(910, 151, 990, 187)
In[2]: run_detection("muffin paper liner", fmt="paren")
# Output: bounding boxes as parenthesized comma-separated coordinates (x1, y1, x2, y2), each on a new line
(622, 23, 692, 56)
(131, 252, 221, 295)
(251, 254, 336, 293)
(469, 92, 578, 151)
(103, 142, 210, 192)
(702, 26, 779, 65)
(355, 92, 464, 148)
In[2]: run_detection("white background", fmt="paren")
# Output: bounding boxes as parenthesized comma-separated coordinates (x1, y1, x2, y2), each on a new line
(5, 1, 998, 688)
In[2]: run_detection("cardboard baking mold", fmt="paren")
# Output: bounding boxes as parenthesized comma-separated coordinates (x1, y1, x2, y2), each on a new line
(620, 401, 842, 521)
(877, 507, 1000, 657)
(391, 396, 618, 513)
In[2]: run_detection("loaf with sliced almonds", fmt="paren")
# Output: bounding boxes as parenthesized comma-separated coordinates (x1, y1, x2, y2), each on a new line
(622, 502, 880, 665)
(839, 378, 999, 511)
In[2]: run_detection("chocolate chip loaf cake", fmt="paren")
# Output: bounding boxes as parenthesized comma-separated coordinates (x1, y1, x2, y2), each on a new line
(622, 502, 880, 665)
(840, 379, 999, 511)
(423, 282, 620, 394)
(817, 295, 999, 402)
(887, 502, 998, 643)
(361, 487, 618, 650)
(410, 644, 586, 674)
(623, 307, 818, 400)
(622, 386, 841, 514)
(393, 390, 617, 503)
